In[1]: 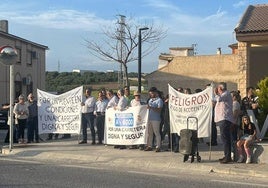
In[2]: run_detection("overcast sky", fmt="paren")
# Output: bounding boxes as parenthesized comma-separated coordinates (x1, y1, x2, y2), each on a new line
(0, 0, 267, 73)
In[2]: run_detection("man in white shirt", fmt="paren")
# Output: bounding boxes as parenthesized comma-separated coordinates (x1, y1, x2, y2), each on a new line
(94, 91, 108, 144)
(106, 89, 118, 109)
(80, 88, 96, 144)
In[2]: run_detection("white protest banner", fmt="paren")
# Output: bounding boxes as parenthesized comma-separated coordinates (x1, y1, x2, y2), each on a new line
(37, 86, 83, 134)
(104, 105, 148, 145)
(169, 84, 213, 138)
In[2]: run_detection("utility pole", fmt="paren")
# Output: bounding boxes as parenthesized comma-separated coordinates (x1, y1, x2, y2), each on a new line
(117, 15, 126, 88)
(138, 27, 149, 93)
(58, 60, 60, 72)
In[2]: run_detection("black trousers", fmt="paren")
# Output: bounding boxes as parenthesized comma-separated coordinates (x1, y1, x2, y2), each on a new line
(95, 114, 105, 143)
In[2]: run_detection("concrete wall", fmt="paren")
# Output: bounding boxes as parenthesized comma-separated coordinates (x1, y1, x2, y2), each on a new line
(147, 54, 239, 95)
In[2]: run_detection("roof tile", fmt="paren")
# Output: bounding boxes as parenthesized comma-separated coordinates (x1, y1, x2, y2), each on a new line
(235, 4, 268, 33)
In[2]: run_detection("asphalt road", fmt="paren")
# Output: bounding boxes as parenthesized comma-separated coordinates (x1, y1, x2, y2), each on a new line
(0, 158, 268, 188)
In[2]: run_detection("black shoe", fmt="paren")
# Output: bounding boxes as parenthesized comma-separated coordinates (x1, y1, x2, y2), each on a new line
(91, 141, 96, 145)
(119, 146, 126, 149)
(183, 155, 189, 162)
(79, 140, 87, 144)
(144, 146, 153, 151)
(129, 146, 138, 149)
(114, 145, 120, 149)
(219, 157, 225, 161)
(220, 158, 232, 164)
(139, 146, 145, 150)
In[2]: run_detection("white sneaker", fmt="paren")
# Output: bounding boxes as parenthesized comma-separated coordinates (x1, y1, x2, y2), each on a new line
(246, 156, 251, 164)
(237, 155, 244, 163)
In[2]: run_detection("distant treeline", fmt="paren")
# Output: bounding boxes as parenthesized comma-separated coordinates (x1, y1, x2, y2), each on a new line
(45, 71, 139, 94)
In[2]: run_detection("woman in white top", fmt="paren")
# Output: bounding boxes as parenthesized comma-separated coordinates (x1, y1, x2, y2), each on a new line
(13, 94, 29, 144)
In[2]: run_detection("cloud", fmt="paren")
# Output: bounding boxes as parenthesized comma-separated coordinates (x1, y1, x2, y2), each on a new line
(233, 1, 247, 8)
(0, 8, 111, 31)
(144, 0, 180, 12)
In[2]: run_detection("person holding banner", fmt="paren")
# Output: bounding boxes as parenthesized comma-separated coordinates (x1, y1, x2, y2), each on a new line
(13, 95, 29, 144)
(130, 91, 142, 107)
(79, 88, 96, 144)
(124, 86, 134, 106)
(114, 89, 128, 149)
(26, 93, 39, 143)
(106, 89, 119, 109)
(214, 82, 234, 164)
(129, 91, 142, 149)
(144, 87, 163, 152)
(94, 91, 108, 145)
(114, 89, 128, 111)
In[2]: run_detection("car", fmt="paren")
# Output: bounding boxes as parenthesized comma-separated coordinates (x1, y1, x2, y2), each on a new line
(0, 109, 9, 130)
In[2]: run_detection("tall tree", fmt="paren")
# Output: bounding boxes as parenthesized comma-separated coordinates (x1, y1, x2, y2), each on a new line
(85, 15, 166, 87)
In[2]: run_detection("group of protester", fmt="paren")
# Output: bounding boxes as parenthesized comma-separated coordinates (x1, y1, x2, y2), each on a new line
(1, 83, 259, 164)
(2, 93, 39, 144)
(79, 83, 258, 164)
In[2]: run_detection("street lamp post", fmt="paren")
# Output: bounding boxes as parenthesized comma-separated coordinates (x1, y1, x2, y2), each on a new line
(138, 27, 149, 93)
(0, 46, 17, 151)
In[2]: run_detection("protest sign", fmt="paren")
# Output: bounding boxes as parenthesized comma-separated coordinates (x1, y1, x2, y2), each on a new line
(169, 84, 213, 138)
(105, 105, 148, 145)
(37, 86, 83, 134)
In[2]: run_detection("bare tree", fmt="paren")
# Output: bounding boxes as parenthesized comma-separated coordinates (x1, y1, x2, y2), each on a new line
(84, 15, 166, 87)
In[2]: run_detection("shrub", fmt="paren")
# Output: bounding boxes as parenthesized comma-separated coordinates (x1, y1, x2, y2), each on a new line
(256, 77, 268, 130)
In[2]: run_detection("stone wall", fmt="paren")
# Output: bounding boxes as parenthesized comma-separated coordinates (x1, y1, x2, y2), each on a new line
(147, 54, 240, 95)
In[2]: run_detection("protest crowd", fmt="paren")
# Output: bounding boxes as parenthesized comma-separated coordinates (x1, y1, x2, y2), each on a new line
(1, 83, 261, 164)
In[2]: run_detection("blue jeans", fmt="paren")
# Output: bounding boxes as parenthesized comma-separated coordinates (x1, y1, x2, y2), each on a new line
(81, 112, 95, 142)
(216, 120, 232, 159)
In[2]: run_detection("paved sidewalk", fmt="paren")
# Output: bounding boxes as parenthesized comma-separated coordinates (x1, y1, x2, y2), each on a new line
(1, 136, 268, 178)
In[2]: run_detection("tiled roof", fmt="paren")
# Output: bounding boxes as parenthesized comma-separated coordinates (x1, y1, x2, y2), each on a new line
(235, 4, 268, 33)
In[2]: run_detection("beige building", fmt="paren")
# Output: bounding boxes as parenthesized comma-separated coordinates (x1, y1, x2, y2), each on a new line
(0, 20, 48, 105)
(146, 4, 268, 97)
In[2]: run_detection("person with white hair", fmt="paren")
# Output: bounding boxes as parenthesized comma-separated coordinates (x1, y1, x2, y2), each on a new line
(13, 94, 29, 144)
(214, 82, 234, 164)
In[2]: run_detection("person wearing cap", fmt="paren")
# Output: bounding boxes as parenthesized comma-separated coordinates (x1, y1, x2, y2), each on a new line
(13, 94, 29, 144)
(130, 91, 141, 107)
(129, 91, 142, 149)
